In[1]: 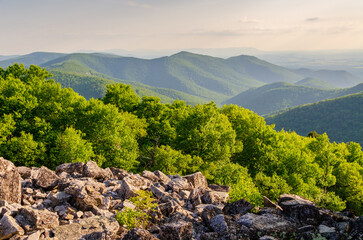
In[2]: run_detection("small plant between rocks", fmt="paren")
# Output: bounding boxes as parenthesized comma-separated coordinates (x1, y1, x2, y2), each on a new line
(115, 190, 157, 230)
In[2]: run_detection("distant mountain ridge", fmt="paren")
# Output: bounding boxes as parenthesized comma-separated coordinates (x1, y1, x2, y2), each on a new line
(266, 92, 363, 145)
(0, 51, 362, 105)
(224, 82, 363, 115)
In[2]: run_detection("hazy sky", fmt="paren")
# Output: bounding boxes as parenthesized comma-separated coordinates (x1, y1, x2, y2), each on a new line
(1, 0, 363, 55)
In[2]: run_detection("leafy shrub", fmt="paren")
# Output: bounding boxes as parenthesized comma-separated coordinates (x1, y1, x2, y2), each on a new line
(115, 190, 157, 229)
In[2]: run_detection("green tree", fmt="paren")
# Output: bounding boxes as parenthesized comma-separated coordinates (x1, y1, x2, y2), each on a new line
(103, 83, 140, 112)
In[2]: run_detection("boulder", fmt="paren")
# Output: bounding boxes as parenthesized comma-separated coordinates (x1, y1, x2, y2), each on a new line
(198, 204, 223, 223)
(160, 220, 193, 240)
(0, 158, 22, 204)
(153, 170, 170, 184)
(201, 190, 229, 205)
(207, 184, 230, 193)
(110, 167, 129, 180)
(55, 162, 84, 176)
(223, 199, 253, 215)
(318, 225, 338, 240)
(263, 196, 283, 211)
(34, 166, 60, 190)
(48, 191, 72, 207)
(183, 172, 208, 189)
(118, 175, 151, 200)
(349, 216, 363, 240)
(83, 161, 113, 180)
(278, 194, 321, 225)
(17, 167, 39, 180)
(142, 170, 160, 182)
(237, 213, 296, 234)
(18, 207, 59, 230)
(167, 178, 192, 193)
(0, 215, 24, 240)
(210, 214, 229, 235)
(50, 216, 119, 240)
(123, 228, 158, 240)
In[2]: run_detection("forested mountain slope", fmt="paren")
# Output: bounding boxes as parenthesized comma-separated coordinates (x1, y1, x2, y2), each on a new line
(40, 51, 301, 102)
(224, 82, 363, 115)
(295, 77, 337, 89)
(266, 92, 363, 145)
(1, 64, 362, 215)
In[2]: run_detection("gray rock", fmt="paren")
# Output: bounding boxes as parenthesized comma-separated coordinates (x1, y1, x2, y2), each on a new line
(0, 215, 24, 240)
(167, 178, 192, 193)
(110, 167, 129, 180)
(223, 198, 253, 215)
(237, 213, 296, 234)
(318, 225, 338, 240)
(123, 228, 158, 240)
(50, 216, 119, 240)
(83, 161, 112, 180)
(278, 194, 321, 225)
(142, 170, 160, 182)
(25, 230, 41, 240)
(55, 162, 84, 176)
(49, 191, 72, 207)
(207, 184, 230, 193)
(34, 166, 60, 190)
(18, 207, 59, 230)
(183, 172, 208, 189)
(17, 167, 39, 180)
(199, 204, 224, 223)
(0, 157, 22, 204)
(160, 220, 193, 240)
(201, 191, 229, 205)
(118, 175, 151, 200)
(210, 214, 228, 234)
(153, 170, 170, 184)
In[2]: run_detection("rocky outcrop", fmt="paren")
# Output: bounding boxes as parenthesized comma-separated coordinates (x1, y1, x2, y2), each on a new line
(0, 157, 361, 240)
(0, 157, 22, 204)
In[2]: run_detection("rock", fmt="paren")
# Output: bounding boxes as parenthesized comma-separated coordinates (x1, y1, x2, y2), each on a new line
(263, 196, 283, 211)
(123, 228, 158, 240)
(55, 162, 84, 177)
(153, 170, 170, 184)
(167, 178, 192, 193)
(25, 231, 41, 240)
(259, 236, 278, 240)
(207, 184, 230, 193)
(237, 213, 296, 234)
(110, 167, 129, 180)
(0, 157, 22, 204)
(150, 184, 171, 203)
(49, 191, 72, 207)
(142, 171, 160, 182)
(349, 216, 363, 240)
(118, 175, 151, 200)
(318, 225, 338, 240)
(158, 200, 182, 217)
(17, 167, 40, 180)
(278, 194, 321, 225)
(18, 207, 59, 230)
(83, 161, 112, 180)
(160, 220, 193, 240)
(50, 216, 119, 240)
(198, 204, 223, 223)
(0, 215, 24, 240)
(223, 199, 253, 215)
(209, 214, 228, 235)
(183, 172, 208, 189)
(34, 167, 60, 190)
(201, 191, 229, 205)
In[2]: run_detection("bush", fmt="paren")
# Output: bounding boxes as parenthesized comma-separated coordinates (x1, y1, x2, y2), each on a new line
(115, 190, 157, 229)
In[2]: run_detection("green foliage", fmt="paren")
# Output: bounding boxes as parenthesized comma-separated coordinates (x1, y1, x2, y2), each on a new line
(145, 145, 203, 176)
(49, 127, 94, 167)
(1, 63, 362, 215)
(115, 190, 157, 230)
(103, 83, 140, 112)
(213, 163, 262, 206)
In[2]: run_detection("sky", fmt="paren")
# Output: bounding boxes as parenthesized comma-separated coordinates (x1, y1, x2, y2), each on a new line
(1, 0, 363, 55)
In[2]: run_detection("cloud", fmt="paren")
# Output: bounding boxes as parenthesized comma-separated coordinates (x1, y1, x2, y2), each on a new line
(239, 17, 261, 24)
(306, 17, 320, 22)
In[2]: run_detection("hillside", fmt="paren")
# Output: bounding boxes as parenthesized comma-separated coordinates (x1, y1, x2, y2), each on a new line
(295, 77, 336, 89)
(50, 71, 208, 104)
(291, 68, 362, 88)
(266, 92, 363, 145)
(0, 52, 65, 68)
(224, 82, 363, 115)
(39, 51, 301, 102)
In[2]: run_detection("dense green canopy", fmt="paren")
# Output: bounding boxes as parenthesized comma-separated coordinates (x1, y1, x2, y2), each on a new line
(1, 64, 362, 215)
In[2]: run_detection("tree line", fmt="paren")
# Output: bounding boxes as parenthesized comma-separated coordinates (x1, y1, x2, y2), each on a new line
(0, 64, 362, 215)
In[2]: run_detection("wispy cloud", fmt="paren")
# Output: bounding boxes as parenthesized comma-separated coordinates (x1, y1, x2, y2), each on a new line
(306, 17, 320, 22)
(239, 17, 261, 24)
